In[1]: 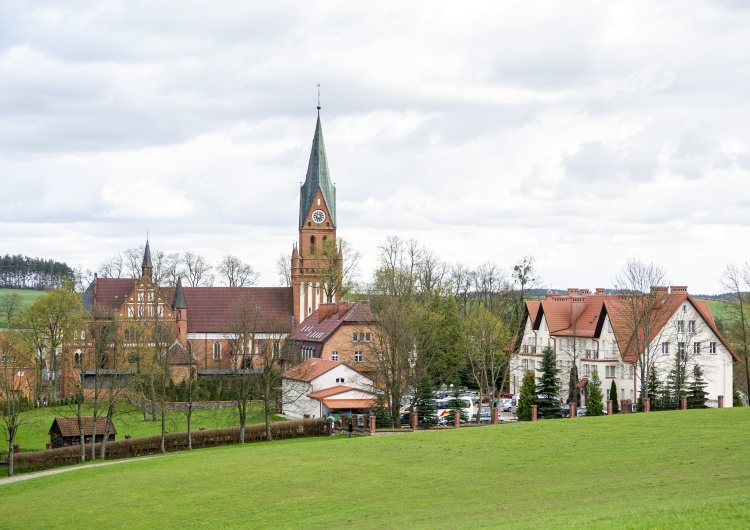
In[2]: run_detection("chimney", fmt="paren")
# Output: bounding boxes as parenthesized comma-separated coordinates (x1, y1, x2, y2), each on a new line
(338, 302, 350, 318)
(567, 288, 579, 297)
(595, 288, 605, 295)
(671, 286, 688, 294)
(650, 286, 668, 294)
(318, 303, 337, 323)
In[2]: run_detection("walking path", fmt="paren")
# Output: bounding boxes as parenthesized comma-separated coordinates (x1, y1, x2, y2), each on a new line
(0, 456, 158, 486)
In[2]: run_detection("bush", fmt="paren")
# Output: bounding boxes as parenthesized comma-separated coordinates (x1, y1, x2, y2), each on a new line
(10, 418, 327, 474)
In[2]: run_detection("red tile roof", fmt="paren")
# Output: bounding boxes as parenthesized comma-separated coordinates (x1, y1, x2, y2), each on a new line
(179, 287, 293, 333)
(50, 416, 116, 437)
(321, 398, 378, 410)
(86, 278, 135, 311)
(290, 301, 377, 343)
(282, 358, 342, 382)
(526, 288, 738, 363)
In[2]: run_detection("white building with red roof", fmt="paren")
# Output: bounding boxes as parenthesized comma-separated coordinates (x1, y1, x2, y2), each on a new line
(511, 286, 738, 408)
(281, 358, 376, 419)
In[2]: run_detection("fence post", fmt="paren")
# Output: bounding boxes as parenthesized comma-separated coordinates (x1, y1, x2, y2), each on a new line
(718, 395, 724, 408)
(531, 405, 538, 421)
(492, 407, 499, 424)
(326, 418, 333, 435)
(607, 400, 613, 415)
(369, 416, 376, 434)
(681, 395, 687, 410)
(644, 398, 650, 412)
(411, 411, 418, 430)
(454, 409, 461, 428)
(569, 403, 576, 418)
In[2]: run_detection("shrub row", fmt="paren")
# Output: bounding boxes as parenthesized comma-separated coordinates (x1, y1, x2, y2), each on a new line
(11, 418, 327, 473)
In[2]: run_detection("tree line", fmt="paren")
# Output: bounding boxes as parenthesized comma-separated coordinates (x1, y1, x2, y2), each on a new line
(0, 254, 75, 290)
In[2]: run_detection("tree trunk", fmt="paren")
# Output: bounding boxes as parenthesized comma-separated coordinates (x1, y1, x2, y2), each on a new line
(99, 405, 114, 460)
(149, 375, 157, 422)
(239, 403, 246, 444)
(77, 395, 85, 462)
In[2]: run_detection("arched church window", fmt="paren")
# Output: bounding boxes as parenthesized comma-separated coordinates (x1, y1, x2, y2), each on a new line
(74, 350, 82, 365)
(213, 342, 222, 360)
(310, 236, 316, 253)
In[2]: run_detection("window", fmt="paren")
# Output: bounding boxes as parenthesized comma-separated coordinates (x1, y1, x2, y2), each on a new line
(661, 342, 670, 355)
(583, 364, 591, 376)
(521, 359, 531, 370)
(148, 305, 154, 317)
(365, 332, 371, 342)
(331, 351, 338, 361)
(682, 304, 687, 313)
(74, 331, 78, 340)
(352, 333, 359, 343)
(694, 342, 701, 354)
(158, 305, 164, 317)
(678, 342, 686, 361)
(605, 366, 616, 378)
(128, 305, 135, 317)
(212, 342, 222, 360)
(74, 350, 81, 365)
(709, 342, 717, 354)
(1, 352, 7, 363)
(17, 370, 24, 377)
(301, 346, 314, 360)
(124, 329, 131, 342)
(138, 306, 144, 318)
(80, 330, 85, 341)
(335, 377, 345, 384)
(354, 351, 363, 362)
(688, 320, 695, 333)
(138, 291, 144, 303)
(147, 291, 154, 302)
(676, 320, 685, 333)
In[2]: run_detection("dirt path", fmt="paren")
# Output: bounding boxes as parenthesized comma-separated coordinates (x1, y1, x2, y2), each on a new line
(0, 456, 157, 486)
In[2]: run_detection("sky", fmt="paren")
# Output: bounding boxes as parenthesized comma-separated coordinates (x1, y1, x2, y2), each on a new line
(1, 1, 749, 295)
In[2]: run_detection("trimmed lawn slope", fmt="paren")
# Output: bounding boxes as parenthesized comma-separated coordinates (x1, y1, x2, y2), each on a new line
(2, 408, 750, 529)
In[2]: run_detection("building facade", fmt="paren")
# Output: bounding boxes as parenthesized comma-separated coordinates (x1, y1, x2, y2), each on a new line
(510, 286, 738, 408)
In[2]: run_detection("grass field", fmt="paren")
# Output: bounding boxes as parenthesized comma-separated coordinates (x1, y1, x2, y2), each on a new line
(0, 288, 45, 327)
(6, 403, 282, 454)
(2, 407, 749, 528)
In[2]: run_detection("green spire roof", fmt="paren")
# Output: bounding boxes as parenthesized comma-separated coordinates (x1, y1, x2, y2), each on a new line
(299, 113, 336, 229)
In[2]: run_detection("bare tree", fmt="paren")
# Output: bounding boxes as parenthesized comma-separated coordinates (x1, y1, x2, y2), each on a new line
(123, 247, 144, 279)
(721, 264, 750, 401)
(317, 237, 360, 302)
(276, 253, 291, 287)
(449, 262, 475, 315)
(98, 253, 124, 278)
(217, 255, 259, 287)
(612, 259, 670, 406)
(416, 249, 448, 299)
(182, 251, 214, 287)
(161, 252, 183, 287)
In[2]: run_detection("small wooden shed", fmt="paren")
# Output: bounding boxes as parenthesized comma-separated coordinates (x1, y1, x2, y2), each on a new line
(49, 417, 116, 448)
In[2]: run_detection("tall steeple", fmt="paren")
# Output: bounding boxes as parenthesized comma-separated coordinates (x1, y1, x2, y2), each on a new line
(299, 106, 336, 229)
(141, 239, 153, 281)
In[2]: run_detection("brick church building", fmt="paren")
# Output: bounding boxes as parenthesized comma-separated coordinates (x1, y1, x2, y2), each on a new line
(70, 107, 343, 390)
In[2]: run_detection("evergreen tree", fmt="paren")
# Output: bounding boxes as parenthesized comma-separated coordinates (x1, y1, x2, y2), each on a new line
(646, 369, 663, 410)
(445, 384, 469, 424)
(413, 377, 438, 428)
(610, 380, 619, 413)
(536, 346, 561, 419)
(687, 365, 709, 409)
(568, 362, 580, 407)
(585, 368, 604, 416)
(517, 370, 536, 421)
(664, 354, 687, 410)
(370, 398, 393, 428)
(733, 383, 743, 407)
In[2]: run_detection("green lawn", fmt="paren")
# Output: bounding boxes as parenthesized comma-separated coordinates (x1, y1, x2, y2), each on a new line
(2, 408, 749, 528)
(0, 288, 45, 327)
(7, 403, 281, 454)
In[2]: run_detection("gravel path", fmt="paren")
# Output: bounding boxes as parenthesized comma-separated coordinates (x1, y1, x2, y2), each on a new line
(0, 456, 157, 486)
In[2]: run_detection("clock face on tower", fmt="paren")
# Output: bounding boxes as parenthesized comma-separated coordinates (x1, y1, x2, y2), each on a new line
(312, 210, 326, 224)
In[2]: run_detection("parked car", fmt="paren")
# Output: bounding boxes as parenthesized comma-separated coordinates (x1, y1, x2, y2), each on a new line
(472, 406, 492, 423)
(499, 398, 512, 412)
(560, 404, 571, 418)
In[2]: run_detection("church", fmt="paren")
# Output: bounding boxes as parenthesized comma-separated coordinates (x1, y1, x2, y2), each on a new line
(71, 107, 344, 391)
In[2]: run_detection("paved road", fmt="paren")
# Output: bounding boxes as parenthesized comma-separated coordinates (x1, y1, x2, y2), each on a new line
(0, 456, 156, 486)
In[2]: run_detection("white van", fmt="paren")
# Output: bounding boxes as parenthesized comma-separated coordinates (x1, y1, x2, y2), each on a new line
(510, 394, 520, 415)
(435, 396, 476, 425)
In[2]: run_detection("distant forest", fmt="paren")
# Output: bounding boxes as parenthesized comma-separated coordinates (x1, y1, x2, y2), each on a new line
(0, 254, 75, 290)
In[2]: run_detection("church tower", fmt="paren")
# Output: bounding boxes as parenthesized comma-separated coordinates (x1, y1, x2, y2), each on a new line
(291, 105, 338, 325)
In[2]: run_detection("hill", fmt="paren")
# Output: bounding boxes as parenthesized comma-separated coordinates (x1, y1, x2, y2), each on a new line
(2, 408, 749, 528)
(0, 288, 45, 327)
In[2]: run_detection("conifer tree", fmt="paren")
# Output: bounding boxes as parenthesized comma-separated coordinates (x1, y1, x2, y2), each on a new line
(585, 368, 604, 416)
(413, 377, 437, 428)
(646, 369, 662, 410)
(610, 380, 619, 413)
(568, 363, 580, 407)
(665, 355, 687, 410)
(445, 384, 469, 424)
(517, 370, 536, 421)
(733, 383, 743, 407)
(536, 346, 561, 418)
(687, 365, 708, 409)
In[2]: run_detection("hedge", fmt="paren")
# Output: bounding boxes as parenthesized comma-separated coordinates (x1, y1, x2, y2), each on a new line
(10, 418, 327, 473)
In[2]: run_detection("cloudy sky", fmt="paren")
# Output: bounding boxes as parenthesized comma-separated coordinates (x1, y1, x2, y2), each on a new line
(1, 1, 749, 294)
